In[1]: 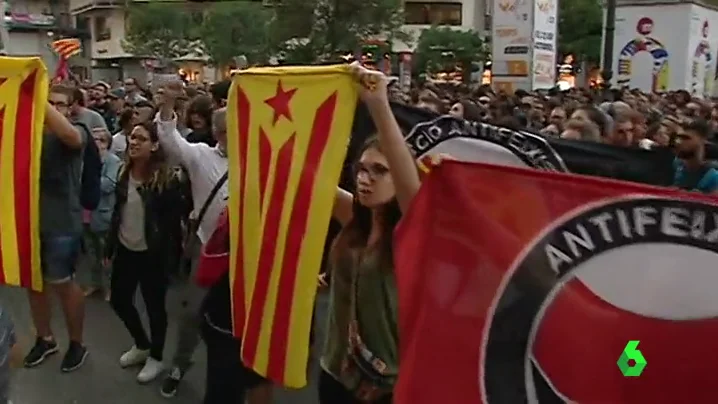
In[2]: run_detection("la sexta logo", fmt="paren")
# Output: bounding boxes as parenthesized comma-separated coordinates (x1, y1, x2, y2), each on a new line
(480, 197, 718, 403)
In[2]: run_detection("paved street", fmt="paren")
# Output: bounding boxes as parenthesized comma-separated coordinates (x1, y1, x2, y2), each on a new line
(0, 273, 328, 404)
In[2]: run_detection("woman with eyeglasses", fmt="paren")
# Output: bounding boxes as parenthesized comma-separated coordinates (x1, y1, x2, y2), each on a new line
(318, 63, 423, 404)
(82, 127, 122, 300)
(104, 121, 188, 383)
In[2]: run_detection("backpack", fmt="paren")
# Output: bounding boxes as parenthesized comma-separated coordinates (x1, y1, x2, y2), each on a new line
(74, 122, 102, 210)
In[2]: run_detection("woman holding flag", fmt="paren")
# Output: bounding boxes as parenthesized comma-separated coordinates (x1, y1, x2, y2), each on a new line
(319, 63, 422, 403)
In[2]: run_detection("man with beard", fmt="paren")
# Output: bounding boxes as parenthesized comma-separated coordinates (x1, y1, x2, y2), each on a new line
(673, 118, 718, 193)
(89, 82, 117, 132)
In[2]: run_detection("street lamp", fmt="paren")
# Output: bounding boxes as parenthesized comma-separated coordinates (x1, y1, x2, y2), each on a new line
(601, 0, 617, 88)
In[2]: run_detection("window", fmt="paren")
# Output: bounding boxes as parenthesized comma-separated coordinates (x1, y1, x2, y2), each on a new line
(404, 2, 462, 26)
(94, 15, 110, 42)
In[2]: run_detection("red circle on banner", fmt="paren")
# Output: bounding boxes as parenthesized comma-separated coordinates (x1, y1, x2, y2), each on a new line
(636, 17, 654, 35)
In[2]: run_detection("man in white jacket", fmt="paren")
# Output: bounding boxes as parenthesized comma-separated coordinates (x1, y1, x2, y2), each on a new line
(154, 81, 228, 398)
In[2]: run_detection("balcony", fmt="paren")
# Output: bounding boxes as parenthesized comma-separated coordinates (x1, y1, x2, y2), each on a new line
(4, 12, 57, 31)
(70, 0, 124, 15)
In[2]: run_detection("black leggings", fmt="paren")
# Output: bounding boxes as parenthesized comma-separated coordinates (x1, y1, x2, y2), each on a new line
(201, 317, 268, 404)
(110, 244, 168, 360)
(318, 370, 393, 404)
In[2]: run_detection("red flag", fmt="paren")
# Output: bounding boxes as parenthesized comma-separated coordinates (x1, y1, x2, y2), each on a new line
(394, 161, 718, 404)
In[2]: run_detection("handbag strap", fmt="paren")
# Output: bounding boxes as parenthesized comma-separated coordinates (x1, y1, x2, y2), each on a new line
(196, 171, 228, 226)
(349, 253, 396, 371)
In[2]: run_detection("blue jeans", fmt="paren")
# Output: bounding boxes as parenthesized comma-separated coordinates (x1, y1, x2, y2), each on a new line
(41, 234, 82, 284)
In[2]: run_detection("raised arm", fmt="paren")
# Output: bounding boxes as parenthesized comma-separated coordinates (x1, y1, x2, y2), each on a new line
(351, 63, 421, 213)
(156, 81, 200, 168)
(46, 103, 83, 149)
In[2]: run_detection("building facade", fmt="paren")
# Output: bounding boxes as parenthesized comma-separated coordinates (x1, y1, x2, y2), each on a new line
(3, 0, 84, 74)
(395, 0, 491, 51)
(69, 0, 146, 83)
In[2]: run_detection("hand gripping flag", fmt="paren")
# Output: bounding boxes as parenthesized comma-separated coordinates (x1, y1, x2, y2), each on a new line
(0, 57, 48, 291)
(393, 161, 718, 404)
(227, 65, 357, 388)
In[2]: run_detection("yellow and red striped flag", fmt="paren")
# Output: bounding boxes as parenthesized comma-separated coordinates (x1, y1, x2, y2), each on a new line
(227, 65, 357, 388)
(0, 57, 48, 292)
(50, 38, 81, 59)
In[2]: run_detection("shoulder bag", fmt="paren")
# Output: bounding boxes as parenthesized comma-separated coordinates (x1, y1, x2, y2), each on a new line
(181, 171, 228, 276)
(340, 266, 397, 401)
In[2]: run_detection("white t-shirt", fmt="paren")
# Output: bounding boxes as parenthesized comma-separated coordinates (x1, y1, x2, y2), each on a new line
(119, 175, 147, 251)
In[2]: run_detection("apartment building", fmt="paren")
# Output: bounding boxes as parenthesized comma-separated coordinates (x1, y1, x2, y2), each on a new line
(396, 0, 491, 51)
(69, 0, 147, 82)
(3, 0, 83, 73)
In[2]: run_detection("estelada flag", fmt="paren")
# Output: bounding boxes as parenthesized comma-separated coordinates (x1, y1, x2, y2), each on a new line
(394, 161, 718, 404)
(0, 57, 48, 292)
(226, 65, 357, 388)
(50, 38, 81, 59)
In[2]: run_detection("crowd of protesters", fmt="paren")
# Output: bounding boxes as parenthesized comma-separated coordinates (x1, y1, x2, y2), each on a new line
(1, 61, 717, 404)
(402, 81, 718, 193)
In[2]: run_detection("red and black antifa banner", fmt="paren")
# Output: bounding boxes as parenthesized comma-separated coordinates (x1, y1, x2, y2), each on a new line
(350, 102, 677, 186)
(393, 161, 718, 404)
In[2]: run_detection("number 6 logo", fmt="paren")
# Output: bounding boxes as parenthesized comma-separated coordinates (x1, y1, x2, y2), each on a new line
(617, 340, 648, 376)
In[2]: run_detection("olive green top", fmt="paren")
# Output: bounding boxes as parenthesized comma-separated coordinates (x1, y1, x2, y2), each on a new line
(320, 248, 400, 391)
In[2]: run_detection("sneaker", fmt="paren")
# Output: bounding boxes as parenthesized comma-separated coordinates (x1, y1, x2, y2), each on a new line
(24, 337, 59, 368)
(119, 346, 150, 368)
(160, 366, 183, 398)
(60, 341, 88, 372)
(137, 357, 165, 383)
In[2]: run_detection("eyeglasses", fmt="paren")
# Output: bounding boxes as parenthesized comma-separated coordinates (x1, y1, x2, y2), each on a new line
(354, 162, 389, 180)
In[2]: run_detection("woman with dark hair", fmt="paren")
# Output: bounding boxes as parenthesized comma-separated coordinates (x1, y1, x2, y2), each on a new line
(104, 121, 187, 384)
(319, 63, 424, 404)
(185, 95, 216, 146)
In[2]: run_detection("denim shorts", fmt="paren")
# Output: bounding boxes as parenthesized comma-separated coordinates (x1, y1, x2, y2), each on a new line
(41, 234, 82, 284)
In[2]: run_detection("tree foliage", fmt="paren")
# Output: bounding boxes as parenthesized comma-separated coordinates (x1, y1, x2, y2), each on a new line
(268, 0, 411, 64)
(414, 26, 485, 81)
(198, 2, 273, 65)
(123, 1, 275, 65)
(122, 3, 201, 60)
(558, 0, 603, 63)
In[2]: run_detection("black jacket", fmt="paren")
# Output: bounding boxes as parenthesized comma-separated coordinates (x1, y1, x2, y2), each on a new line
(105, 167, 190, 272)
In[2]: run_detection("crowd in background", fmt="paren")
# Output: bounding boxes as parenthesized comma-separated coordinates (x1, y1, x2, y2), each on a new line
(2, 63, 718, 404)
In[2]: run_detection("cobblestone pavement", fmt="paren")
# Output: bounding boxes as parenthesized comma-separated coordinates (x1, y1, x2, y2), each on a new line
(0, 272, 327, 404)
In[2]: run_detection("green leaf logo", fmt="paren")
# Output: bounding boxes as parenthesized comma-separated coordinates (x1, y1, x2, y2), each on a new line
(617, 340, 647, 377)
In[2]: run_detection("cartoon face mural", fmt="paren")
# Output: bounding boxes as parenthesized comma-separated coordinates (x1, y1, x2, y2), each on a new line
(617, 17, 670, 91)
(692, 20, 713, 96)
